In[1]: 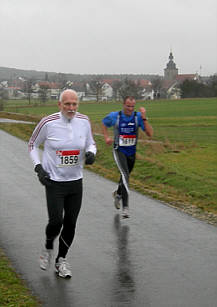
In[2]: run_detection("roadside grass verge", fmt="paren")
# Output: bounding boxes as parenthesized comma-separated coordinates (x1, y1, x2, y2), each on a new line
(0, 247, 40, 306)
(87, 135, 217, 217)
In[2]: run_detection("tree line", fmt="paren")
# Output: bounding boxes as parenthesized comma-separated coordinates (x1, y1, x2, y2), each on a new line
(180, 75, 217, 98)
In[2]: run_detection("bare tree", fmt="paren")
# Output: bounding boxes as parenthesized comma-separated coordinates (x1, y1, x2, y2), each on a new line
(24, 79, 33, 104)
(45, 72, 49, 81)
(0, 87, 8, 111)
(112, 80, 122, 101)
(57, 73, 67, 89)
(39, 84, 49, 104)
(89, 78, 104, 102)
(119, 78, 143, 99)
(151, 77, 163, 99)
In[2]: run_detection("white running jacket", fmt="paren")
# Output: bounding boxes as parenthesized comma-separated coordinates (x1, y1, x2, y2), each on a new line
(28, 112, 97, 182)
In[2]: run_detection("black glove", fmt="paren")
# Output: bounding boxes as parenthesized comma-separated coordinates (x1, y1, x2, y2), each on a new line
(34, 164, 51, 186)
(85, 151, 95, 165)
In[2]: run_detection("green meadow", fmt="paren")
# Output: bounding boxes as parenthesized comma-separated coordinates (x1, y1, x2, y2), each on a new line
(0, 247, 40, 306)
(1, 97, 217, 217)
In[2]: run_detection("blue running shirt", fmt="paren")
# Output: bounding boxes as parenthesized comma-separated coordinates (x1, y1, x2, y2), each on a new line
(102, 111, 145, 156)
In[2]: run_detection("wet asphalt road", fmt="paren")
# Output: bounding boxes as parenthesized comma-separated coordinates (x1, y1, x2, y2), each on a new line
(0, 129, 217, 307)
(0, 118, 36, 124)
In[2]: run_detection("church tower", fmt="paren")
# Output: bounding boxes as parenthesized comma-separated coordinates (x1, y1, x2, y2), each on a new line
(164, 51, 178, 80)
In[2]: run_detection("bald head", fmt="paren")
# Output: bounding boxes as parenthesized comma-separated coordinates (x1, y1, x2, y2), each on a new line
(59, 89, 78, 102)
(58, 89, 79, 119)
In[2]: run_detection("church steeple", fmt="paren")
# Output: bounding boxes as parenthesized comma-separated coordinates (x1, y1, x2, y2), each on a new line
(169, 51, 173, 61)
(164, 51, 178, 80)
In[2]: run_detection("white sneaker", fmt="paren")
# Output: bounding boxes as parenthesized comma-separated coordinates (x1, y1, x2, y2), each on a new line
(55, 257, 72, 278)
(39, 249, 53, 270)
(113, 191, 121, 210)
(122, 207, 130, 219)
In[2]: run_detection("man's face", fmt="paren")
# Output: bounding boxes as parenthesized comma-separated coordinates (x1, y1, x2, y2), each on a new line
(58, 92, 79, 119)
(123, 98, 136, 116)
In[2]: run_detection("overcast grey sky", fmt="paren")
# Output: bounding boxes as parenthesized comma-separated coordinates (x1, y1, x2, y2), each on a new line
(1, 0, 216, 76)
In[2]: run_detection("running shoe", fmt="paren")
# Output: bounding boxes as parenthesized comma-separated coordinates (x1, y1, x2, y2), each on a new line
(122, 207, 130, 219)
(55, 257, 72, 278)
(39, 249, 53, 270)
(113, 190, 121, 210)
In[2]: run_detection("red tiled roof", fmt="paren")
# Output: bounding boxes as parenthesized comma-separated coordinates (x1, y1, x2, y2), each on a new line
(102, 79, 121, 85)
(136, 79, 152, 88)
(175, 74, 197, 82)
(162, 80, 177, 90)
(38, 82, 61, 89)
(7, 86, 21, 90)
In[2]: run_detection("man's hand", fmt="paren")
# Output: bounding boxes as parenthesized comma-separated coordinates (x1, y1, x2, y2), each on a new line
(85, 151, 95, 165)
(34, 164, 51, 186)
(105, 137, 113, 145)
(139, 107, 147, 119)
(102, 124, 113, 146)
(139, 106, 153, 137)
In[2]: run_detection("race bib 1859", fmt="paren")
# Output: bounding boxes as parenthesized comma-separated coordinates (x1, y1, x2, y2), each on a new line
(119, 135, 136, 146)
(56, 150, 80, 167)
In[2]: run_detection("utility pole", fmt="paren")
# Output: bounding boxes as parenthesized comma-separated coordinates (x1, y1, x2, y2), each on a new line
(199, 65, 202, 76)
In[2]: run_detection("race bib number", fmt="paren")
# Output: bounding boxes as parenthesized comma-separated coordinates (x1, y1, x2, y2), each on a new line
(119, 135, 136, 146)
(56, 150, 80, 167)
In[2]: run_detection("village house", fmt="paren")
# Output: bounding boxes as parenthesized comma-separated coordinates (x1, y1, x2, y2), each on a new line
(136, 79, 154, 100)
(101, 81, 113, 99)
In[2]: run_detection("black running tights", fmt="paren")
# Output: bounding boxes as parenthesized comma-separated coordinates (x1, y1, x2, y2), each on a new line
(113, 149, 135, 208)
(45, 179, 82, 260)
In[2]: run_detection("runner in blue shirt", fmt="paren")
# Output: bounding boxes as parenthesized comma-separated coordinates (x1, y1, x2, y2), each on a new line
(102, 96, 153, 218)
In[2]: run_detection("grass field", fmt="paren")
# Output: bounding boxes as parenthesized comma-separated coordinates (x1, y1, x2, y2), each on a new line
(5, 97, 217, 144)
(1, 97, 217, 216)
(0, 97, 217, 305)
(0, 248, 40, 306)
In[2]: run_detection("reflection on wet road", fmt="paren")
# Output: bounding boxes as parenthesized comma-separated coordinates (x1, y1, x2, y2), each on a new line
(1, 129, 217, 307)
(112, 215, 135, 305)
